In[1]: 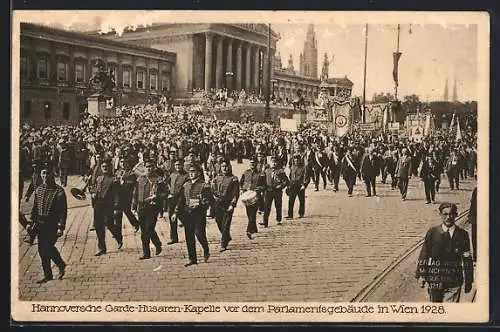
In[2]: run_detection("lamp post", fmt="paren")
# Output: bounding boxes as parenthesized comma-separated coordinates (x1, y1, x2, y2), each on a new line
(225, 71, 234, 92)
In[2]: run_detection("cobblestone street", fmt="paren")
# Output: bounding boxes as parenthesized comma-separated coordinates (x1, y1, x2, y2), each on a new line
(17, 161, 476, 302)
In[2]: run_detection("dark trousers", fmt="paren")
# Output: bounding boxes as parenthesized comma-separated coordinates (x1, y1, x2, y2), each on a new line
(76, 158, 86, 175)
(344, 174, 356, 195)
(263, 190, 283, 225)
(59, 167, 68, 187)
(313, 168, 327, 189)
(215, 205, 233, 248)
(94, 203, 122, 252)
(424, 180, 436, 202)
(116, 194, 139, 229)
(168, 200, 179, 242)
(398, 176, 409, 199)
(37, 224, 65, 279)
(288, 188, 305, 217)
(138, 205, 162, 257)
(447, 170, 460, 190)
(363, 176, 376, 196)
(183, 210, 210, 263)
(245, 203, 259, 234)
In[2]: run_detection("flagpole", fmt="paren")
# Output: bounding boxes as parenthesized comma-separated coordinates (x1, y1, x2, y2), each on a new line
(362, 23, 368, 124)
(394, 24, 401, 101)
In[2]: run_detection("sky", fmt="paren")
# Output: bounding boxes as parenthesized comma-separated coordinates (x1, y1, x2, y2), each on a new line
(16, 11, 479, 102)
(272, 23, 478, 102)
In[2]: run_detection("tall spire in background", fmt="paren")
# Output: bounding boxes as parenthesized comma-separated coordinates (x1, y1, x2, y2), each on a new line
(444, 78, 449, 101)
(452, 77, 458, 102)
(300, 24, 318, 78)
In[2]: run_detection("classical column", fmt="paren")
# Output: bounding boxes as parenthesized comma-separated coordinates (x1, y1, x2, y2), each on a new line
(245, 44, 251, 90)
(262, 49, 269, 95)
(226, 40, 233, 90)
(253, 46, 260, 93)
(205, 33, 213, 90)
(215, 36, 223, 90)
(235, 42, 243, 91)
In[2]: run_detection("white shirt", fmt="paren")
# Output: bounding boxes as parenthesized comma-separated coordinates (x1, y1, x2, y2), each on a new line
(442, 224, 456, 238)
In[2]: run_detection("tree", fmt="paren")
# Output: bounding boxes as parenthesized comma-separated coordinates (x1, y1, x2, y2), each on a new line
(371, 92, 395, 103)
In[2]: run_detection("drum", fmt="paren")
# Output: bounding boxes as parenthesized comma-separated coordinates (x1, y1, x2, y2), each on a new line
(241, 190, 258, 207)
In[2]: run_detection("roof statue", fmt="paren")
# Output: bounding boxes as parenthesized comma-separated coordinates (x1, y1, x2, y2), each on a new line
(321, 52, 329, 82)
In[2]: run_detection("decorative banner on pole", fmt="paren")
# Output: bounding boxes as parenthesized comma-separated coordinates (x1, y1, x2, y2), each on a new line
(333, 102, 351, 137)
(449, 113, 456, 133)
(279, 118, 298, 132)
(456, 116, 462, 141)
(392, 52, 402, 87)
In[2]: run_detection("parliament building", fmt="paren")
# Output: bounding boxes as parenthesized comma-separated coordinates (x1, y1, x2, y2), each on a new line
(19, 22, 353, 126)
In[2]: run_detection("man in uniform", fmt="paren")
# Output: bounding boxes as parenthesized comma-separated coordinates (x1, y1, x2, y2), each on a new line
(240, 157, 266, 239)
(286, 154, 310, 219)
(114, 157, 140, 233)
(90, 160, 122, 256)
(341, 148, 358, 197)
(171, 164, 212, 267)
(446, 149, 461, 190)
(132, 159, 165, 260)
(416, 203, 474, 302)
(24, 161, 43, 202)
(419, 153, 439, 204)
(395, 148, 412, 201)
(212, 160, 240, 251)
(261, 156, 289, 227)
(30, 163, 67, 283)
(359, 146, 378, 197)
(58, 141, 71, 187)
(167, 159, 189, 245)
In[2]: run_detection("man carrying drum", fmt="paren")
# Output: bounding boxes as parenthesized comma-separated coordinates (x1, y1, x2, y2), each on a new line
(240, 157, 266, 239)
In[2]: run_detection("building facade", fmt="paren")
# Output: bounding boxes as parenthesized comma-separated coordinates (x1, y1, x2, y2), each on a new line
(19, 23, 176, 127)
(99, 24, 280, 98)
(273, 54, 320, 101)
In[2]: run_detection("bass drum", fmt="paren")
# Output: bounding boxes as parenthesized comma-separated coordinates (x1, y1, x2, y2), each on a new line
(240, 190, 258, 207)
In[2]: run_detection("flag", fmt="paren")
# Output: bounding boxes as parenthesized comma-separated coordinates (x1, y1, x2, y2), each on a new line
(392, 52, 402, 87)
(333, 102, 351, 137)
(456, 116, 462, 141)
(449, 113, 456, 133)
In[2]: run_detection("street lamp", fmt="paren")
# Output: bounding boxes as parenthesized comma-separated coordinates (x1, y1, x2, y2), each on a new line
(270, 79, 277, 100)
(225, 71, 234, 91)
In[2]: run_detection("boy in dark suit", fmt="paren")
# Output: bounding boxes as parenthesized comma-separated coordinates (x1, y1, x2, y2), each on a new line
(416, 203, 474, 302)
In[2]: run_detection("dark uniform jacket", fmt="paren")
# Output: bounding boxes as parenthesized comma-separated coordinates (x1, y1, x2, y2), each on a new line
(169, 171, 189, 202)
(420, 160, 439, 182)
(288, 165, 310, 192)
(174, 178, 213, 215)
(132, 173, 166, 211)
(396, 155, 412, 178)
(416, 225, 474, 289)
(263, 167, 289, 192)
(240, 169, 266, 193)
(359, 153, 378, 179)
(31, 183, 67, 230)
(91, 174, 121, 210)
(212, 175, 240, 209)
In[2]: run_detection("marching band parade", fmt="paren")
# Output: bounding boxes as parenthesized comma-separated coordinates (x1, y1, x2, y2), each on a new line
(19, 102, 478, 281)
(16, 20, 480, 305)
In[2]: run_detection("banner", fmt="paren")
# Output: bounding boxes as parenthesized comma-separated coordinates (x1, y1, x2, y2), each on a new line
(359, 123, 375, 131)
(280, 118, 298, 132)
(332, 102, 351, 137)
(456, 117, 462, 141)
(392, 52, 402, 87)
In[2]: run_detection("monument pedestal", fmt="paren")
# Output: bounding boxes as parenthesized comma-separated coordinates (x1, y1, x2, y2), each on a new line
(292, 111, 307, 124)
(87, 93, 115, 118)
